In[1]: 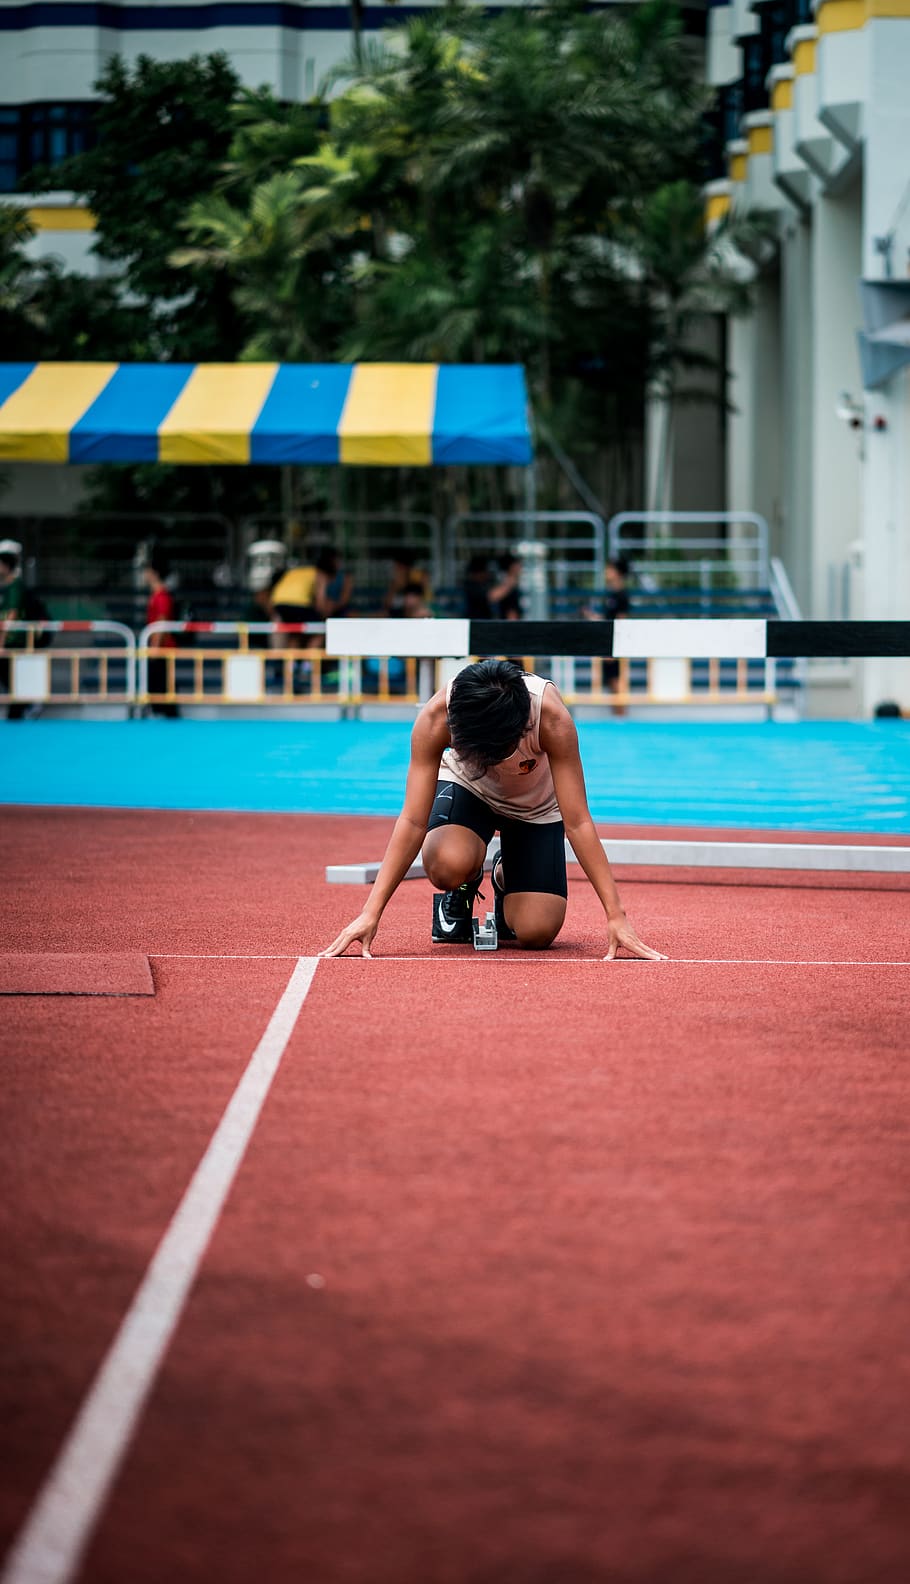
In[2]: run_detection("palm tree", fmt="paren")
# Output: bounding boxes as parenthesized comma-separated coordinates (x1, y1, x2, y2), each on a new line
(172, 170, 356, 359)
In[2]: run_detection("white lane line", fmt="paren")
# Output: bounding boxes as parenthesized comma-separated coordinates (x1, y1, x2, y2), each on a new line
(1, 955, 320, 1584)
(153, 954, 910, 967)
(149, 953, 910, 967)
(318, 956, 910, 967)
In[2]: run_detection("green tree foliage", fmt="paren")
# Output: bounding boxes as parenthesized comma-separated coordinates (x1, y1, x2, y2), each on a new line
(172, 0, 717, 505)
(0, 201, 147, 358)
(34, 53, 245, 359)
(0, 205, 43, 352)
(22, 58, 284, 517)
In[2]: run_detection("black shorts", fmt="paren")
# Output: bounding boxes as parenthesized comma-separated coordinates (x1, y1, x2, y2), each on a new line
(273, 603, 320, 624)
(427, 780, 567, 898)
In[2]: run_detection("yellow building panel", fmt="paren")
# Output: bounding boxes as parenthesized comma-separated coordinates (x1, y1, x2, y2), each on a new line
(705, 192, 731, 226)
(771, 79, 794, 111)
(729, 153, 748, 183)
(26, 206, 96, 232)
(815, 0, 910, 24)
(0, 362, 117, 462)
(793, 38, 818, 74)
(748, 125, 774, 157)
(339, 364, 437, 466)
(158, 364, 278, 464)
(817, 0, 866, 28)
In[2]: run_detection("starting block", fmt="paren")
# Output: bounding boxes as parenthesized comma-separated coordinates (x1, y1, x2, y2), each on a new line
(473, 912, 498, 951)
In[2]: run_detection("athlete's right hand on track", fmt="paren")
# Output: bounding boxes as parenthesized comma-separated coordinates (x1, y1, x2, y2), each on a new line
(320, 913, 379, 959)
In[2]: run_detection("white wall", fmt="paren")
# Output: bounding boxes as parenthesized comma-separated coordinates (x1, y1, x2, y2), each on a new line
(858, 18, 910, 714)
(809, 180, 863, 621)
(726, 270, 783, 568)
(778, 212, 813, 612)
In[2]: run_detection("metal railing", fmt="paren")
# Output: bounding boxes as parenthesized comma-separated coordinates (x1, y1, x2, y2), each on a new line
(0, 621, 136, 707)
(551, 653, 783, 709)
(137, 622, 431, 707)
(443, 512, 608, 615)
(608, 512, 770, 589)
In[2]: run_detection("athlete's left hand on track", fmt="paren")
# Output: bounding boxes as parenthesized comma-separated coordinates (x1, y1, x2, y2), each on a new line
(320, 912, 379, 959)
(604, 915, 667, 961)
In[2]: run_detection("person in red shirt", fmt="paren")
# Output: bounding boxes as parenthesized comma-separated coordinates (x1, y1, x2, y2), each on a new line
(143, 551, 179, 717)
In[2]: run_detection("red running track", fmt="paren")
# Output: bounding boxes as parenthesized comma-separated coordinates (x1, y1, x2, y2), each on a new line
(1, 807, 909, 1584)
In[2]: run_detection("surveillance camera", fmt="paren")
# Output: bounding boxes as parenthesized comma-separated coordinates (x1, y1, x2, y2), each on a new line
(835, 391, 864, 426)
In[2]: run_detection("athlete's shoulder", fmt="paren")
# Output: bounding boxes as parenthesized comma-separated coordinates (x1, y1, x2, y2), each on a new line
(538, 677, 570, 717)
(539, 683, 577, 752)
(411, 688, 451, 756)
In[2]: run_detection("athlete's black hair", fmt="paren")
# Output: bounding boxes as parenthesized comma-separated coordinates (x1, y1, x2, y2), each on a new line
(447, 659, 531, 775)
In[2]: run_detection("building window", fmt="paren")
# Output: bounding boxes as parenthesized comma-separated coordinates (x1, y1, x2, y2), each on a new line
(741, 36, 768, 115)
(720, 79, 744, 149)
(0, 108, 19, 192)
(0, 103, 97, 193)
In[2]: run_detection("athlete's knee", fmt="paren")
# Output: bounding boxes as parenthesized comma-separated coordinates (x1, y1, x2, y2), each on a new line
(423, 827, 484, 892)
(514, 923, 560, 950)
(425, 855, 477, 890)
(507, 896, 565, 950)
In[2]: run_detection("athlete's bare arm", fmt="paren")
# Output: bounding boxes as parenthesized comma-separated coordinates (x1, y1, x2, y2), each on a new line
(540, 687, 666, 961)
(321, 690, 451, 958)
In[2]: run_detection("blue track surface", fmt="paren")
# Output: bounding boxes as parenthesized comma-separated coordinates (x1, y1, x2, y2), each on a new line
(2, 720, 910, 832)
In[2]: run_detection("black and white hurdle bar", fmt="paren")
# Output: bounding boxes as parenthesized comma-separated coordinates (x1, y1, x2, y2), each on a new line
(326, 617, 910, 661)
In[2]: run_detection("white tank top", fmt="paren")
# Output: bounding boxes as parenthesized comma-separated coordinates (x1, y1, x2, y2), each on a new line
(438, 672, 561, 825)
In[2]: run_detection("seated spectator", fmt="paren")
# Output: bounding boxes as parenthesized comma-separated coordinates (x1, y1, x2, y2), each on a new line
(401, 580, 432, 619)
(317, 548, 354, 618)
(489, 554, 523, 621)
(384, 550, 432, 616)
(463, 553, 494, 618)
(270, 548, 353, 645)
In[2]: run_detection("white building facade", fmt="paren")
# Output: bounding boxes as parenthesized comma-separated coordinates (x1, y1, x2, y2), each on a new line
(704, 0, 910, 713)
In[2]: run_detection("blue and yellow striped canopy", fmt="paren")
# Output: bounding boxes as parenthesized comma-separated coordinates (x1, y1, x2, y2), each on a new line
(0, 362, 532, 467)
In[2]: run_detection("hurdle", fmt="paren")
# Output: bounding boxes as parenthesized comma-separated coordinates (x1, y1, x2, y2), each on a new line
(322, 617, 910, 885)
(326, 838, 910, 884)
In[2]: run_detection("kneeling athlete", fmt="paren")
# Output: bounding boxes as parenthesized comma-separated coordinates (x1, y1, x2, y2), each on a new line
(321, 659, 665, 961)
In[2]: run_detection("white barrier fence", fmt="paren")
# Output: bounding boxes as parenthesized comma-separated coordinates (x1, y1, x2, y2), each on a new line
(0, 621, 136, 707)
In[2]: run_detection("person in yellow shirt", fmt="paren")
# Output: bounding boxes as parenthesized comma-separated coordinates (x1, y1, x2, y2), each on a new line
(269, 561, 320, 625)
(268, 551, 353, 694)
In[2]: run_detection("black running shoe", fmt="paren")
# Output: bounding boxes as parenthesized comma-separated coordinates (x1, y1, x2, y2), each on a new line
(491, 853, 517, 942)
(432, 867, 484, 944)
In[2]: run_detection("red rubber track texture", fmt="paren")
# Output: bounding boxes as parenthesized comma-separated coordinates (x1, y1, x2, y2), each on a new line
(78, 963, 910, 1584)
(2, 808, 909, 1583)
(0, 958, 295, 1547)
